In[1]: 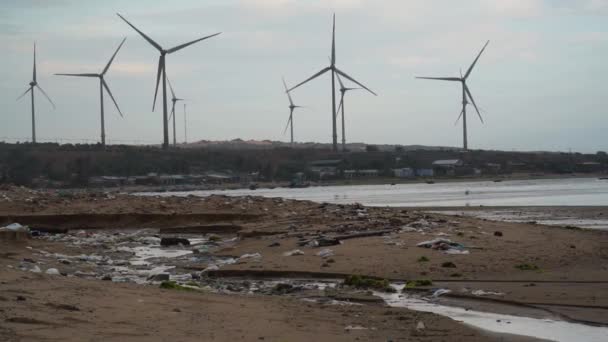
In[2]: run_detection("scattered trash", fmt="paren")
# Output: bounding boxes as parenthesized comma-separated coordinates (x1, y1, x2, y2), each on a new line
(316, 249, 334, 258)
(432, 289, 452, 298)
(45, 268, 60, 275)
(471, 290, 505, 297)
(238, 253, 262, 260)
(416, 238, 469, 254)
(345, 325, 368, 331)
(283, 249, 304, 257)
(160, 237, 190, 247)
(148, 273, 170, 282)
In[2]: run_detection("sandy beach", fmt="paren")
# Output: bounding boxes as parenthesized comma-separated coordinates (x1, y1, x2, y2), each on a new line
(1, 186, 607, 341)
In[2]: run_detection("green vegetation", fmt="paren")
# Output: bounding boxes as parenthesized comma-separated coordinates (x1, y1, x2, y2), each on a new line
(515, 263, 540, 271)
(344, 275, 396, 293)
(404, 279, 433, 289)
(417, 256, 430, 262)
(160, 281, 198, 291)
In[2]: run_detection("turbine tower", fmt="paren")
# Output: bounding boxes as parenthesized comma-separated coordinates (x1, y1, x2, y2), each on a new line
(335, 72, 362, 152)
(55, 38, 127, 147)
(282, 77, 304, 146)
(167, 77, 184, 146)
(183, 103, 188, 144)
(288, 14, 376, 152)
(16, 43, 55, 144)
(416, 41, 489, 150)
(117, 13, 220, 149)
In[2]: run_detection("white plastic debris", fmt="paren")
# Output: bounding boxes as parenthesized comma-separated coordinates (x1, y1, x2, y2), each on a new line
(416, 321, 426, 330)
(1, 223, 27, 231)
(45, 268, 60, 275)
(30, 265, 41, 273)
(283, 249, 305, 257)
(472, 289, 505, 296)
(238, 253, 262, 260)
(432, 289, 452, 298)
(316, 249, 334, 258)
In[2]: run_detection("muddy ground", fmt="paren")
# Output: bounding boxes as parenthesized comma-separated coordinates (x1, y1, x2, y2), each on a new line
(0, 185, 607, 341)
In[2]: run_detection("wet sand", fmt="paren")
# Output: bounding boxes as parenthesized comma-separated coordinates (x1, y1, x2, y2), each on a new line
(0, 186, 606, 341)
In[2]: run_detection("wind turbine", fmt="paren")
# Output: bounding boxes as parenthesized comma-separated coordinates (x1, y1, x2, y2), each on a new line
(167, 77, 184, 146)
(282, 77, 304, 146)
(416, 41, 490, 150)
(335, 72, 362, 152)
(16, 43, 55, 144)
(287, 14, 377, 152)
(117, 13, 220, 149)
(55, 38, 126, 147)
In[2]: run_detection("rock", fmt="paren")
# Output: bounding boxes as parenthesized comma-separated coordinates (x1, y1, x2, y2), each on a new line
(148, 273, 170, 282)
(16, 296, 26, 301)
(101, 275, 112, 281)
(416, 321, 426, 330)
(45, 268, 60, 275)
(494, 231, 503, 237)
(160, 237, 190, 247)
(22, 258, 35, 263)
(268, 242, 281, 247)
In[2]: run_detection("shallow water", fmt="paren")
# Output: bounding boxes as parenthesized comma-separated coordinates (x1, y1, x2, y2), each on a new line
(144, 177, 608, 207)
(377, 291, 608, 342)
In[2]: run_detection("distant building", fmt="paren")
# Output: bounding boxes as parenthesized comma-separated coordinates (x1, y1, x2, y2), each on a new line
(393, 168, 415, 178)
(308, 160, 342, 178)
(576, 162, 604, 173)
(416, 168, 434, 177)
(432, 159, 464, 176)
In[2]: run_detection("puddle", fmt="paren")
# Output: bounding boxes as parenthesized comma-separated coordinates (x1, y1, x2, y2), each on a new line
(377, 291, 608, 342)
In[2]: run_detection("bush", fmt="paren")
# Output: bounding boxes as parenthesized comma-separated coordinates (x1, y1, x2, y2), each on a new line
(515, 263, 540, 271)
(344, 275, 396, 293)
(404, 279, 433, 289)
(417, 256, 429, 262)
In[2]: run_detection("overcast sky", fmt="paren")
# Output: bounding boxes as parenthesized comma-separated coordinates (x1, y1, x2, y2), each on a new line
(1, 0, 607, 152)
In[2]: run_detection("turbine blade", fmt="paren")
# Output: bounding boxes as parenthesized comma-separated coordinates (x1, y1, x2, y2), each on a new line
(33, 43, 36, 82)
(331, 13, 336, 65)
(334, 68, 377, 96)
(169, 102, 175, 121)
(282, 77, 294, 106)
(116, 13, 163, 52)
(283, 112, 292, 135)
(416, 76, 461, 81)
(455, 108, 464, 125)
(336, 96, 344, 117)
(167, 76, 176, 99)
(464, 84, 483, 123)
(102, 37, 127, 75)
(16, 87, 32, 101)
(287, 67, 331, 92)
(167, 32, 221, 54)
(335, 71, 345, 89)
(102, 79, 123, 117)
(152, 55, 163, 111)
(35, 85, 55, 109)
(55, 73, 99, 77)
(465, 40, 490, 79)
